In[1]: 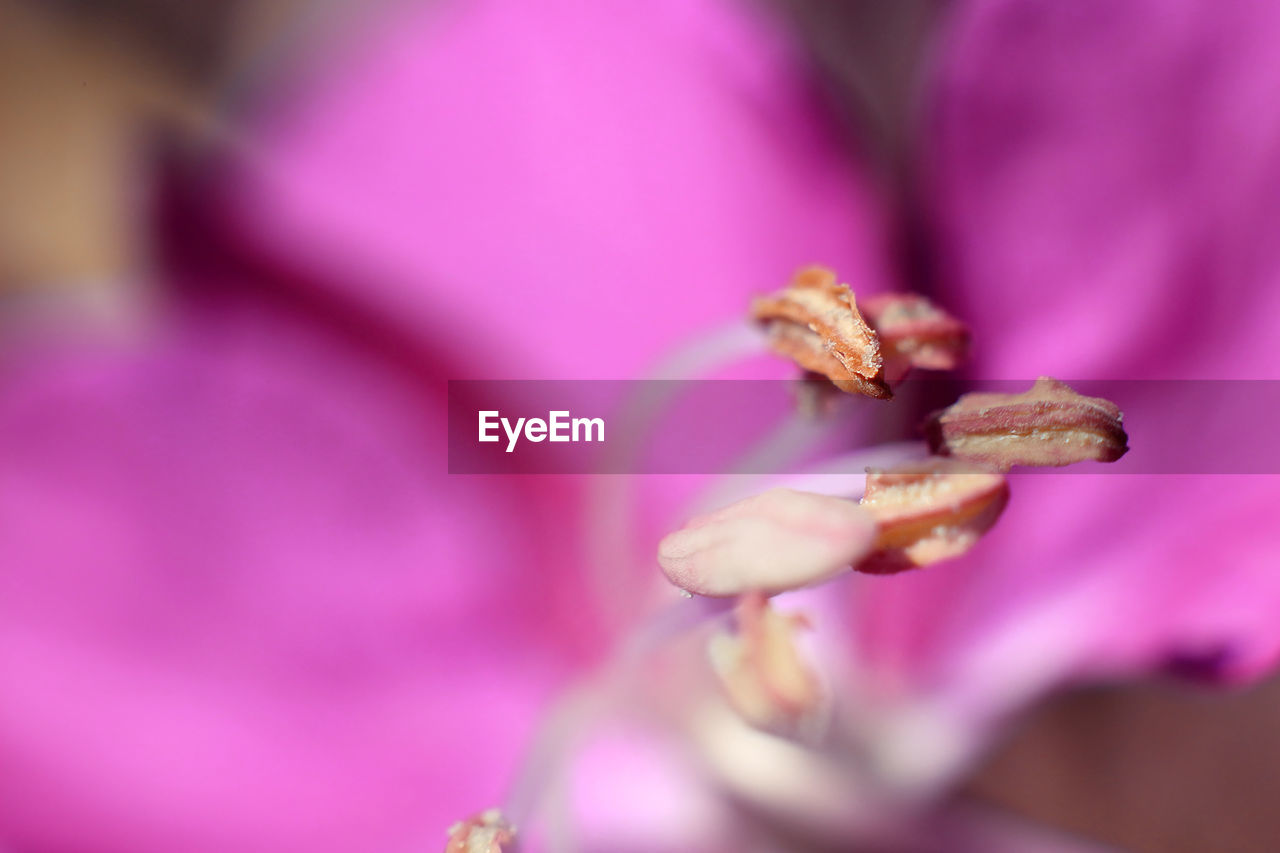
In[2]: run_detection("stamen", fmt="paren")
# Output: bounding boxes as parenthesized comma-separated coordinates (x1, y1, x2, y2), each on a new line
(445, 808, 517, 853)
(926, 377, 1128, 469)
(583, 319, 773, 625)
(707, 592, 829, 739)
(858, 458, 1009, 573)
(658, 488, 877, 596)
(861, 292, 969, 376)
(751, 265, 891, 398)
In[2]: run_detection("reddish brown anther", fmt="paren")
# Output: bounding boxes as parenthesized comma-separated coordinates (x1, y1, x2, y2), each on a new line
(926, 377, 1129, 470)
(857, 458, 1009, 574)
(861, 292, 969, 374)
(708, 592, 826, 737)
(751, 266, 891, 399)
(445, 809, 517, 853)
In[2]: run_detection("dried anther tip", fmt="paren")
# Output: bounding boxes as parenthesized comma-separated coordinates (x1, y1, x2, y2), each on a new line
(751, 265, 891, 399)
(657, 488, 878, 597)
(708, 592, 826, 737)
(445, 808, 517, 853)
(857, 458, 1009, 574)
(925, 377, 1129, 470)
(861, 292, 969, 373)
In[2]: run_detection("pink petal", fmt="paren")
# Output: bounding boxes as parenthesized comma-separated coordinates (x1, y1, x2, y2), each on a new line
(0, 303, 579, 852)
(837, 0, 1280, 782)
(212, 0, 891, 380)
(2, 0, 892, 849)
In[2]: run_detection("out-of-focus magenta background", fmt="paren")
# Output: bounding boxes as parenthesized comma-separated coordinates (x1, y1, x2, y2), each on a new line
(2, 2, 1279, 851)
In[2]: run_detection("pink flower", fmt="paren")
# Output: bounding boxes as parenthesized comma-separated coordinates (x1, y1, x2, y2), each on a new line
(1, 0, 885, 850)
